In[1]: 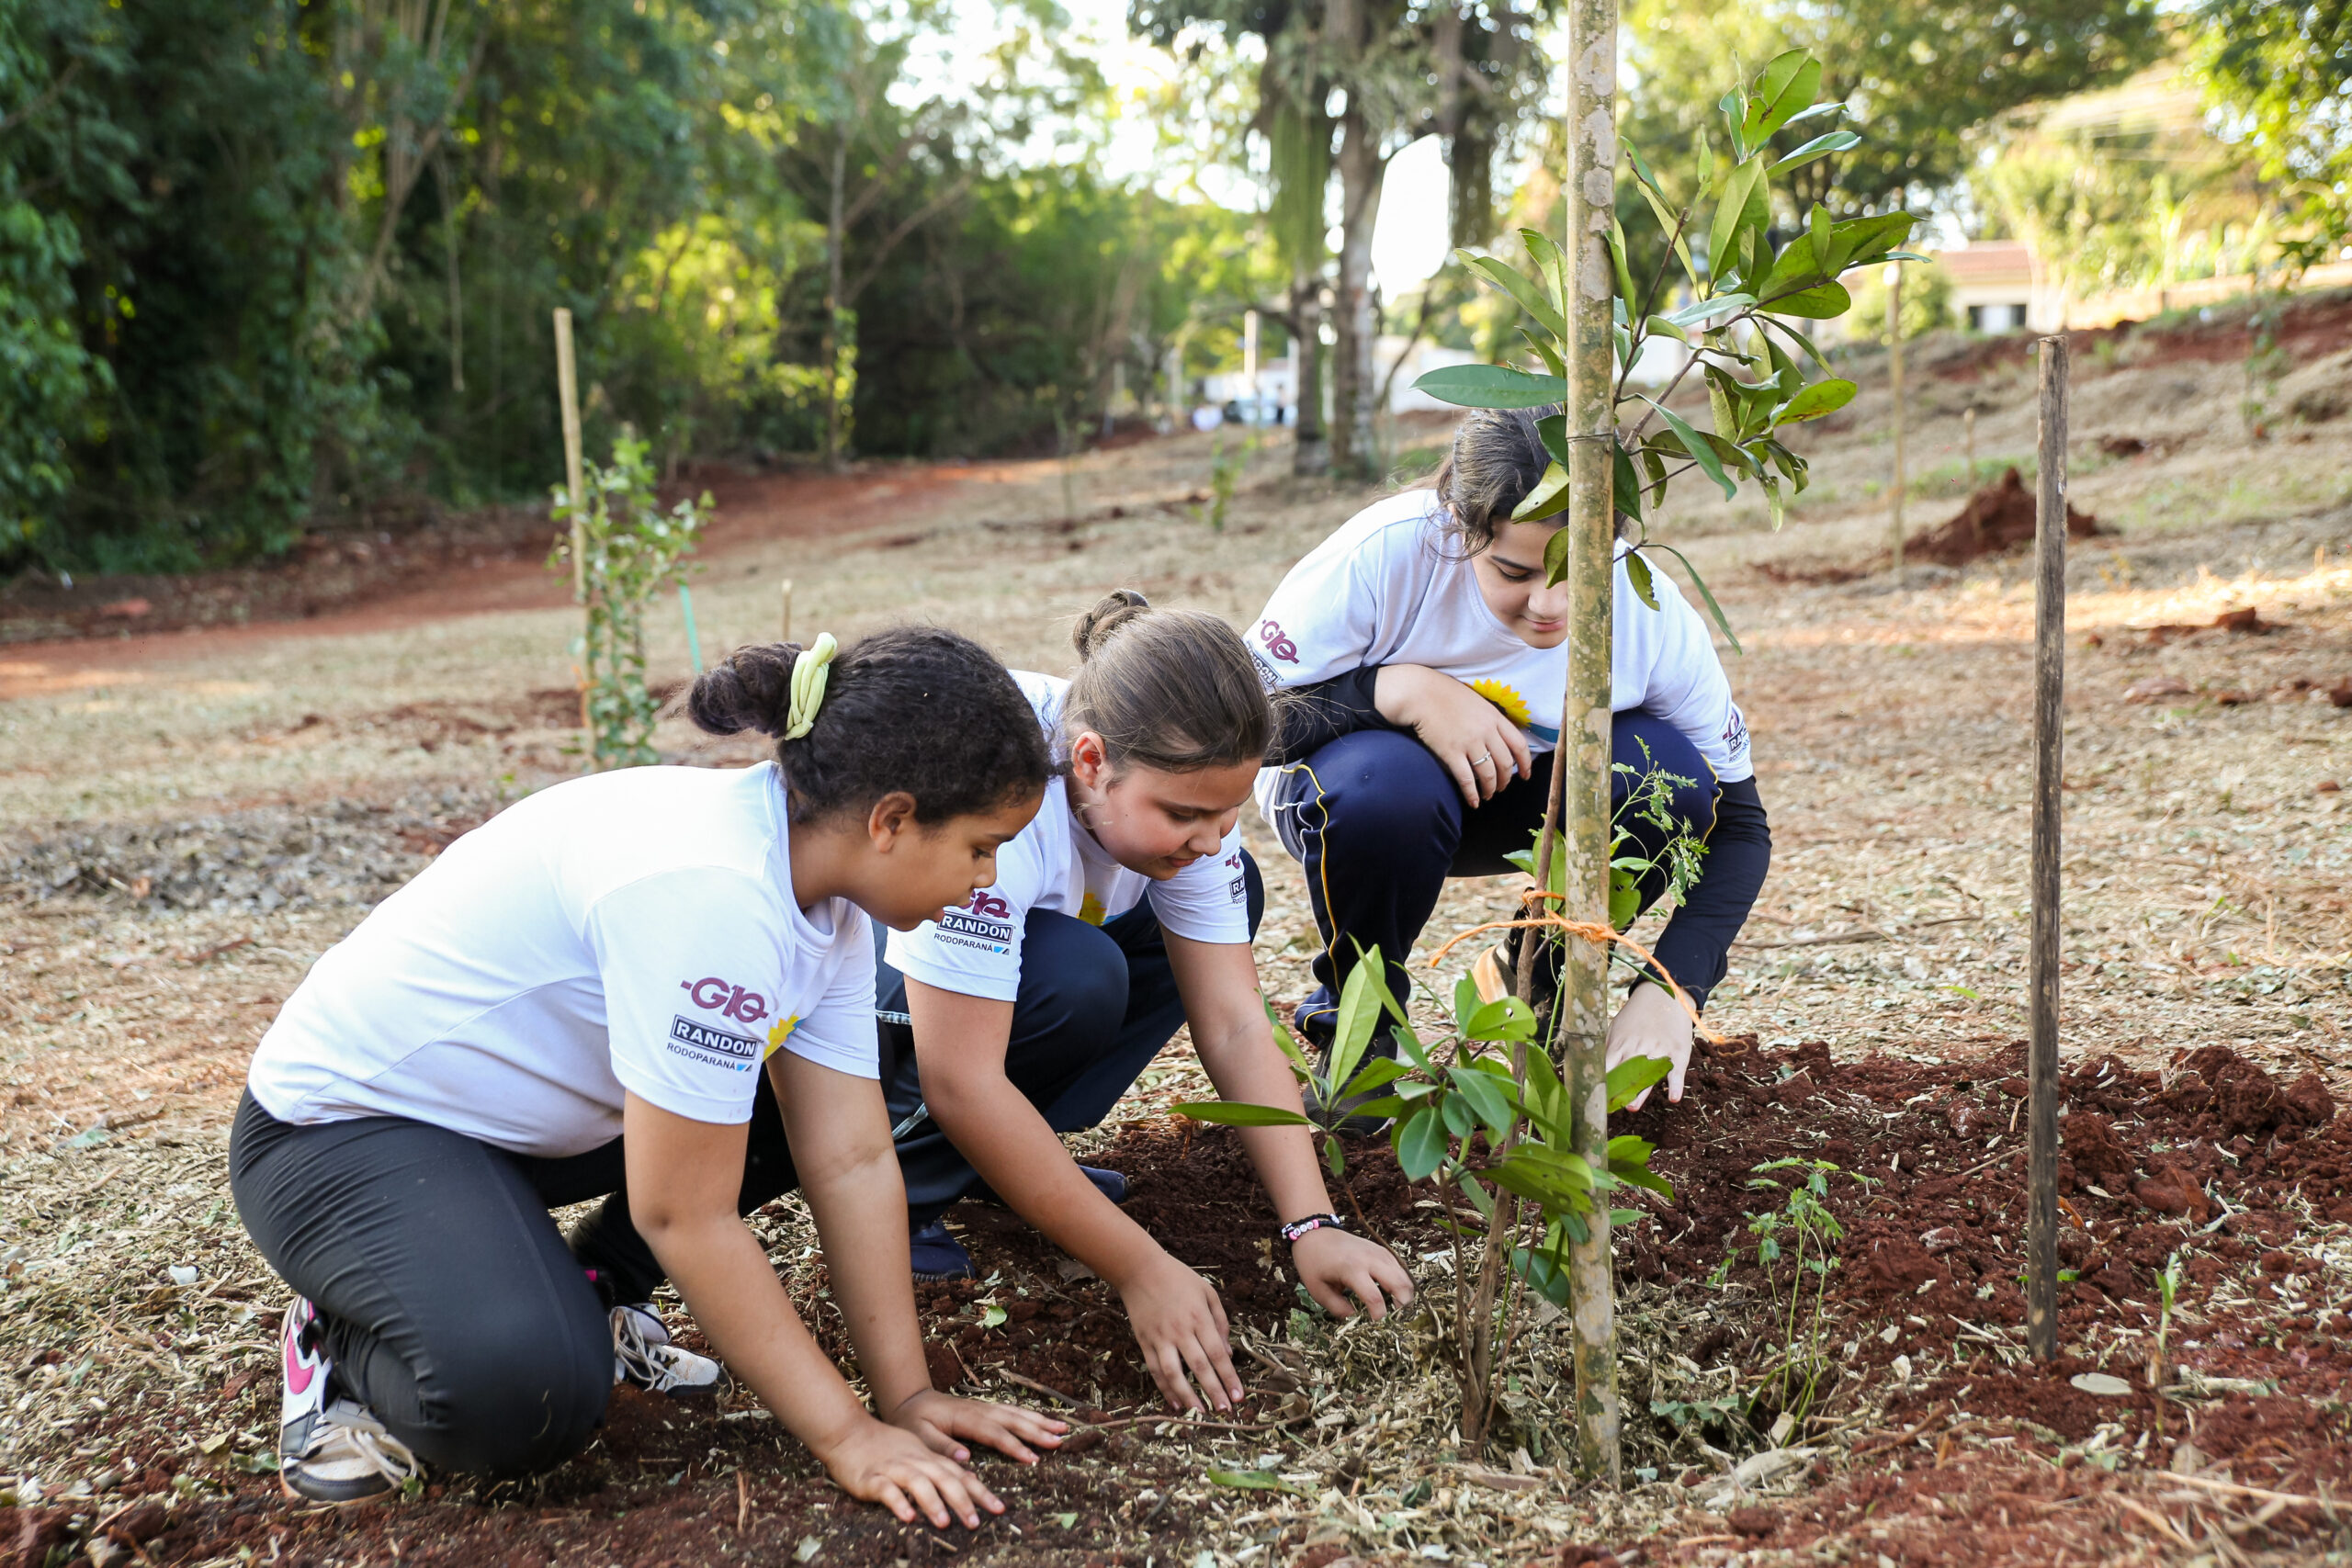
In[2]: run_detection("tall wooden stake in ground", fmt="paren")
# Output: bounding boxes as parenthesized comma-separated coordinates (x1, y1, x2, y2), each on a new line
(554, 308, 591, 734)
(1887, 265, 1905, 582)
(1561, 0, 1622, 1483)
(2025, 335, 2070, 1361)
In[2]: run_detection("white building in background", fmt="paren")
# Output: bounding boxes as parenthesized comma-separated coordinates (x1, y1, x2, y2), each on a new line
(1199, 338, 1481, 425)
(1938, 242, 2052, 333)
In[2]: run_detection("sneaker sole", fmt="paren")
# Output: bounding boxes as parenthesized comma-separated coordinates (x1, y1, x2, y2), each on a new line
(280, 1470, 402, 1506)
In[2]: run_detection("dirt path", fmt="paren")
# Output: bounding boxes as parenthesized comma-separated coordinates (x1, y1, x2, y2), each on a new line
(5, 331, 2352, 1564)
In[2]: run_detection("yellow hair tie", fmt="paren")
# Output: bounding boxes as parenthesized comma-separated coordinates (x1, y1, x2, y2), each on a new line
(784, 632, 838, 740)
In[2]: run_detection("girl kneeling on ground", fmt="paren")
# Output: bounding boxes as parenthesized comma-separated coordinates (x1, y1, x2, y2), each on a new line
(882, 592, 1415, 1413)
(233, 627, 1065, 1520)
(1247, 406, 1772, 1116)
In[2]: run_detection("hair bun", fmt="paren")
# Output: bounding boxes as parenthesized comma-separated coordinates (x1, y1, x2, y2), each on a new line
(687, 642, 801, 738)
(1072, 589, 1151, 660)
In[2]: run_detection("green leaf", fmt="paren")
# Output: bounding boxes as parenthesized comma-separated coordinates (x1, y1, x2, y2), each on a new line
(1519, 230, 1572, 319)
(1776, 378, 1857, 425)
(1512, 459, 1571, 523)
(980, 1303, 1009, 1328)
(1396, 1107, 1447, 1181)
(1773, 129, 1859, 174)
(1521, 329, 1566, 379)
(1208, 1469, 1310, 1496)
(1761, 279, 1852, 319)
(1521, 1050, 1566, 1134)
(1605, 1054, 1673, 1112)
(1747, 52, 1821, 146)
(1453, 971, 1483, 1034)
(1450, 1066, 1516, 1141)
(1340, 1055, 1411, 1099)
(1661, 291, 1756, 329)
(1543, 516, 1573, 587)
(1623, 547, 1658, 610)
(1464, 254, 1568, 341)
(1414, 364, 1566, 410)
(1708, 158, 1770, 287)
(1644, 313, 1689, 344)
(1605, 220, 1638, 311)
(1613, 446, 1645, 524)
(1610, 864, 1643, 930)
(1509, 1246, 1573, 1308)
(1536, 413, 1575, 468)
(1442, 1089, 1478, 1139)
(1634, 183, 1698, 289)
(1647, 542, 1743, 654)
(1825, 212, 1916, 275)
(1325, 1134, 1345, 1179)
(1171, 1100, 1315, 1128)
(1328, 955, 1383, 1100)
(1639, 398, 1736, 501)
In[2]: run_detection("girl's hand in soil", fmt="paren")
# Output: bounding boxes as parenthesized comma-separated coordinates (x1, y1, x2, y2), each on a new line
(1115, 1250, 1243, 1412)
(1606, 981, 1692, 1111)
(1290, 1227, 1415, 1320)
(1373, 665, 1533, 807)
(888, 1388, 1069, 1466)
(820, 1416, 1005, 1529)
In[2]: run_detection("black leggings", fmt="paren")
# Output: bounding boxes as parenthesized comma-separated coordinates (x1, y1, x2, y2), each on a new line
(229, 1083, 806, 1476)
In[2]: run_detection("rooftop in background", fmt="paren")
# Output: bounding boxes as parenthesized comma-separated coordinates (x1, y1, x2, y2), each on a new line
(1934, 242, 2037, 288)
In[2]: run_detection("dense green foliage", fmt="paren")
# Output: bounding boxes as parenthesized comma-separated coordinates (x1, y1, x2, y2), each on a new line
(2198, 0, 2352, 266)
(0, 0, 1240, 572)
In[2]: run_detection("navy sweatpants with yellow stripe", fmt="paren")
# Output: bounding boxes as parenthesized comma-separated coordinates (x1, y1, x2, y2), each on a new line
(1266, 711, 1727, 1042)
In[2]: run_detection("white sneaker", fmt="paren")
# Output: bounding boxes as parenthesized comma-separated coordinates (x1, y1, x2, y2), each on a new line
(610, 1303, 724, 1395)
(277, 1295, 422, 1504)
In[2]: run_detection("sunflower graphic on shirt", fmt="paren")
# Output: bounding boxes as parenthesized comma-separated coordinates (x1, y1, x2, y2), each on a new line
(1467, 678, 1532, 729)
(1078, 891, 1108, 926)
(763, 1015, 800, 1060)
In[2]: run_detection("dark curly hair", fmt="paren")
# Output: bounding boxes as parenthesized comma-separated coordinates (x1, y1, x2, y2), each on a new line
(688, 626, 1049, 824)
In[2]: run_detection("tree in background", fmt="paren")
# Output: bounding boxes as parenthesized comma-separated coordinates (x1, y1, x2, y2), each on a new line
(1969, 67, 2267, 311)
(2197, 0, 2352, 271)
(1621, 0, 2165, 218)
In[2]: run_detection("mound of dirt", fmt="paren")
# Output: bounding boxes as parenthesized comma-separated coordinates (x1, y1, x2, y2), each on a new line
(1905, 467, 2105, 568)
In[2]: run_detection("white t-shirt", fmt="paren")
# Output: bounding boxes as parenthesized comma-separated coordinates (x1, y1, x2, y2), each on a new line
(247, 763, 876, 1158)
(1246, 490, 1752, 818)
(884, 671, 1251, 1003)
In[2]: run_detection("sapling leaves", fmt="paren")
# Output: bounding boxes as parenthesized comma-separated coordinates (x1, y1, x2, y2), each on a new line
(1464, 254, 1567, 342)
(1640, 398, 1736, 500)
(1776, 378, 1857, 425)
(1396, 1107, 1447, 1181)
(1170, 1100, 1313, 1128)
(1605, 1054, 1673, 1112)
(1449, 1066, 1516, 1141)
(1512, 460, 1572, 523)
(1623, 547, 1659, 611)
(1412, 364, 1565, 410)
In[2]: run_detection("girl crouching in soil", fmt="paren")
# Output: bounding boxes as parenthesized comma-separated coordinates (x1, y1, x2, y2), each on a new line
(1248, 406, 1772, 1118)
(232, 628, 1066, 1521)
(880, 592, 1414, 1412)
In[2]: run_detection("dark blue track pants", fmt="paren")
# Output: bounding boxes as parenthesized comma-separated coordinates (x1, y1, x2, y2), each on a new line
(1266, 714, 1716, 1040)
(878, 852, 1267, 1227)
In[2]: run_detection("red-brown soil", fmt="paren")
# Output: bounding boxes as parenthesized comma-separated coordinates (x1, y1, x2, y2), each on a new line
(21, 1039, 2347, 1566)
(1758, 467, 2105, 582)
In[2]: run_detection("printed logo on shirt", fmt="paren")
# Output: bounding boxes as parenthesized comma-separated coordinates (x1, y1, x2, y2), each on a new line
(1256, 618, 1299, 663)
(667, 1014, 762, 1071)
(1078, 891, 1108, 927)
(1723, 707, 1750, 761)
(681, 976, 770, 1026)
(1468, 678, 1532, 730)
(1222, 850, 1247, 905)
(1247, 649, 1281, 693)
(938, 887, 1015, 944)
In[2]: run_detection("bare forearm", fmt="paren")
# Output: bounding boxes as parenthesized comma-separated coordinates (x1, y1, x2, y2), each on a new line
(803, 1152, 933, 1415)
(649, 1215, 870, 1452)
(929, 1077, 1163, 1286)
(1193, 1022, 1332, 1224)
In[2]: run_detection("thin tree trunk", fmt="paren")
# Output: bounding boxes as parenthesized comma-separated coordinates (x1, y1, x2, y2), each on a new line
(435, 152, 464, 393)
(821, 136, 848, 472)
(1332, 101, 1383, 478)
(1291, 266, 1329, 474)
(1560, 0, 1622, 1486)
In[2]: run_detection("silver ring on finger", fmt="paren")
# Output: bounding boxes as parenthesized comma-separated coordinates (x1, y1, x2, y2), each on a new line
(1474, 752, 1492, 767)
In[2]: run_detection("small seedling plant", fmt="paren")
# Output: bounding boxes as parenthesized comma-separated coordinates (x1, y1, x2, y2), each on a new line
(1509, 752, 1709, 944)
(1175, 950, 1675, 1451)
(1733, 1157, 1861, 1429)
(548, 434, 711, 770)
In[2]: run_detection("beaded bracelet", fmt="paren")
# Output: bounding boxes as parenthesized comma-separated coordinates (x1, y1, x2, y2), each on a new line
(1279, 1213, 1347, 1246)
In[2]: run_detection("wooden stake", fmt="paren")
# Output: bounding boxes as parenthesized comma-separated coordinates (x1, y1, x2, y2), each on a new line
(1559, 0, 1621, 1486)
(2026, 334, 2069, 1361)
(1963, 405, 1977, 489)
(554, 308, 591, 738)
(554, 308, 587, 602)
(1887, 265, 1905, 582)
(779, 578, 794, 646)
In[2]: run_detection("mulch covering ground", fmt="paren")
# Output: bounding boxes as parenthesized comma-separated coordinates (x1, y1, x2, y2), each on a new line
(12, 1037, 2348, 1567)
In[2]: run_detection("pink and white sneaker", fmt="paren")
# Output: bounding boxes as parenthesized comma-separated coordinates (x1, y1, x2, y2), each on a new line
(277, 1294, 421, 1504)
